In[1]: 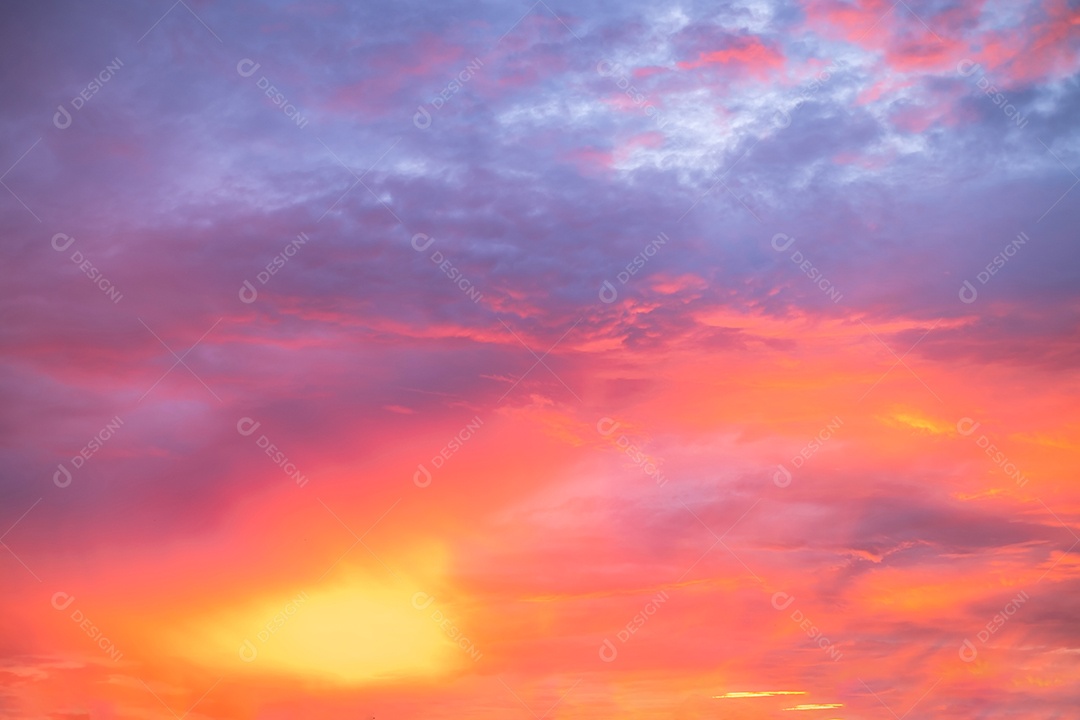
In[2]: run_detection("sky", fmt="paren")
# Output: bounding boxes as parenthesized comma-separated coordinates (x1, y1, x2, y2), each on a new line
(1, 0, 1079, 718)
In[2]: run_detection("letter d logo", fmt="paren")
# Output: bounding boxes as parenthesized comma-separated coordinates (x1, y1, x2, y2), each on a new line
(239, 280, 258, 304)
(236, 58, 261, 77)
(771, 233, 795, 252)
(237, 417, 261, 436)
(599, 280, 618, 304)
(51, 233, 75, 252)
(411, 233, 435, 252)
(596, 417, 621, 436)
(414, 464, 432, 488)
(598, 638, 618, 662)
(956, 417, 980, 436)
(53, 105, 72, 130)
(771, 591, 795, 610)
(959, 280, 978, 304)
(239, 639, 258, 662)
(958, 638, 978, 662)
(773, 464, 792, 488)
(51, 591, 75, 611)
(411, 592, 435, 610)
(54, 463, 72, 488)
(956, 59, 979, 77)
(413, 105, 432, 130)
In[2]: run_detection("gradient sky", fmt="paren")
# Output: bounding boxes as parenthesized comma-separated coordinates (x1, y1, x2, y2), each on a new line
(2, 0, 1079, 718)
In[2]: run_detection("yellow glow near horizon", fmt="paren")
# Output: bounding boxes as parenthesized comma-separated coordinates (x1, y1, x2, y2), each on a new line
(783, 703, 845, 710)
(167, 548, 465, 684)
(248, 585, 452, 681)
(715, 691, 807, 698)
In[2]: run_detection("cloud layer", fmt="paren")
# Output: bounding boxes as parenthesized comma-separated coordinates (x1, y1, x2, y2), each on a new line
(1, 0, 1078, 717)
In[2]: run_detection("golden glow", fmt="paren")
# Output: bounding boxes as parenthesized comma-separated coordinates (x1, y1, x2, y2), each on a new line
(715, 691, 807, 698)
(882, 411, 952, 435)
(783, 703, 845, 710)
(168, 568, 461, 683)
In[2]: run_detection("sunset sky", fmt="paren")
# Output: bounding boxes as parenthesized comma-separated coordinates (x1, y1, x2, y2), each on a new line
(2, 0, 1079, 718)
